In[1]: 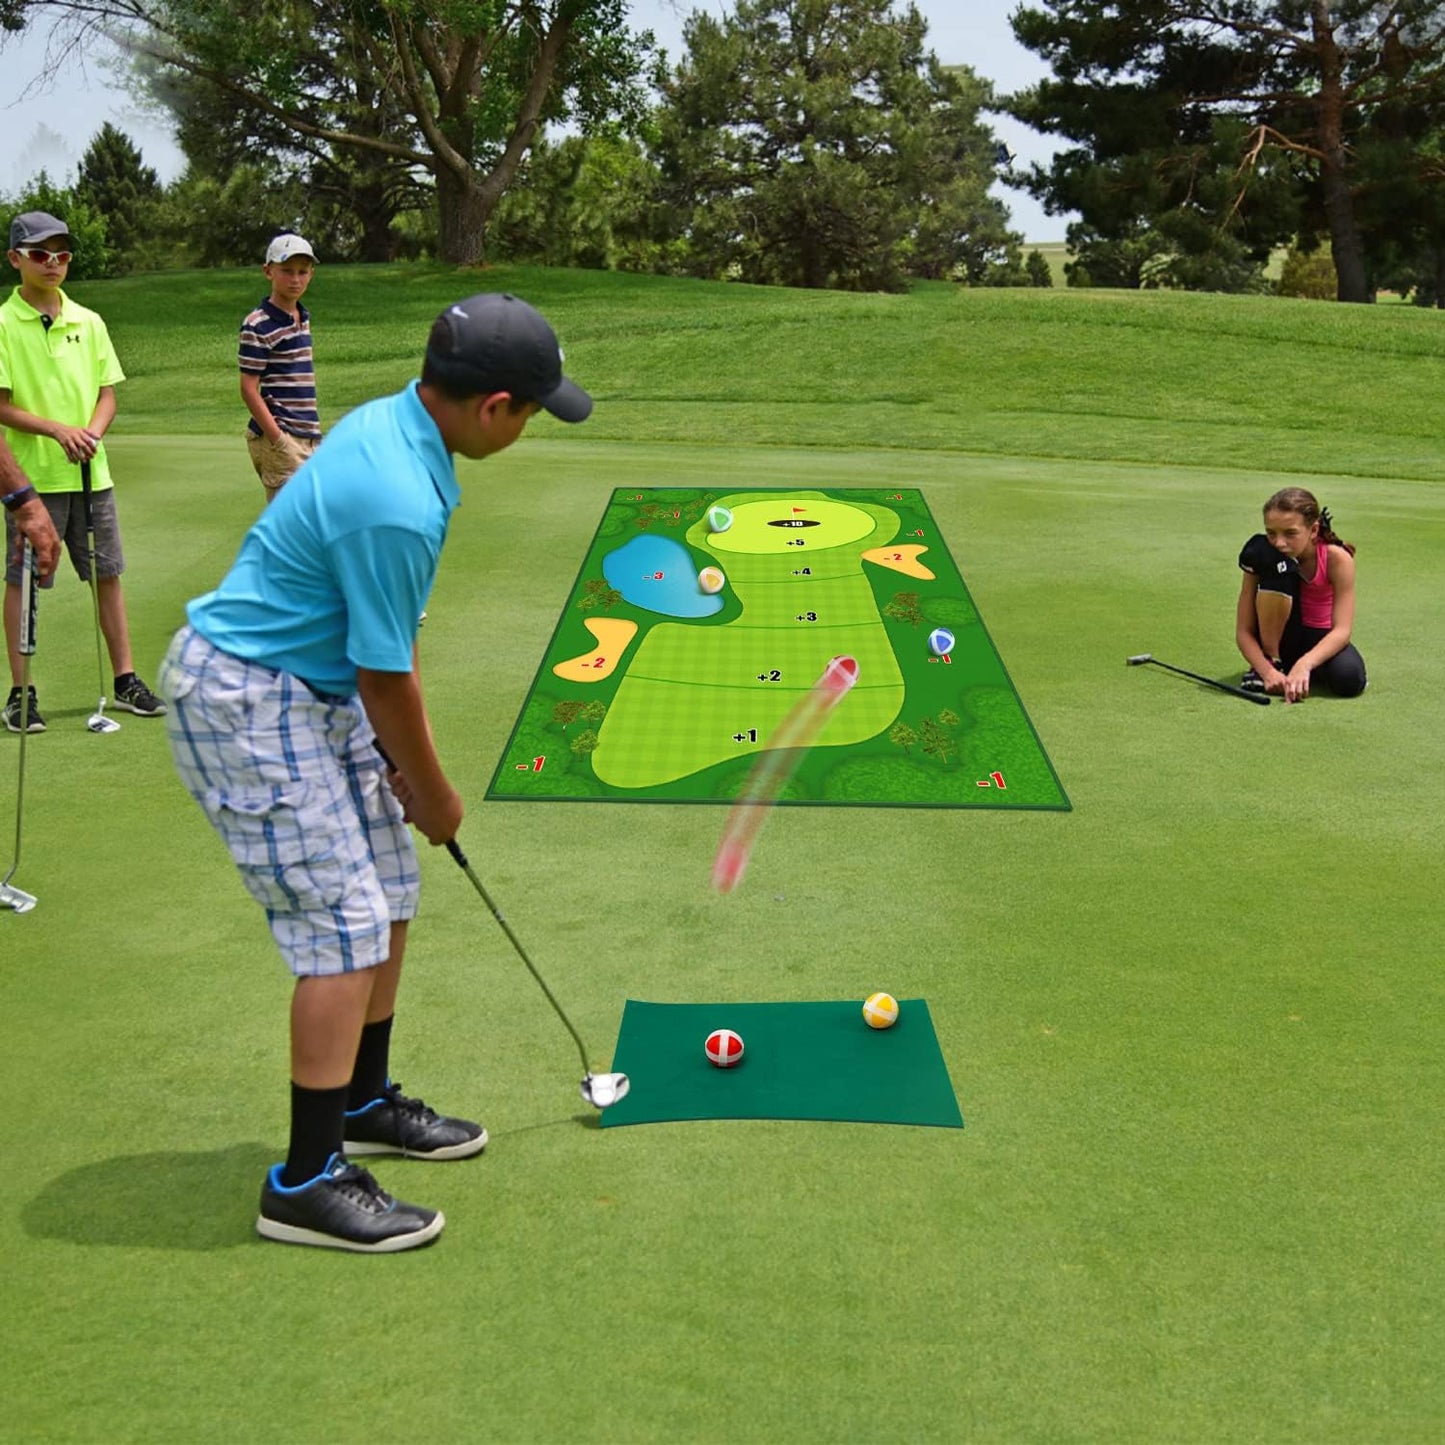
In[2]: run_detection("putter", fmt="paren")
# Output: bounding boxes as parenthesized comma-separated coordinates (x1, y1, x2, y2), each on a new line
(373, 743, 628, 1109)
(1127, 653, 1270, 705)
(2, 540, 39, 913)
(80, 460, 121, 733)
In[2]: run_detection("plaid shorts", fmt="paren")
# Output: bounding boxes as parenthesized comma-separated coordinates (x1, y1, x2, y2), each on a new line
(160, 625, 421, 976)
(4, 488, 125, 587)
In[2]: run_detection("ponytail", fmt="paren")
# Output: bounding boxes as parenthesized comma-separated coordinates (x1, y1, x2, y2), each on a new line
(1317, 506, 1356, 557)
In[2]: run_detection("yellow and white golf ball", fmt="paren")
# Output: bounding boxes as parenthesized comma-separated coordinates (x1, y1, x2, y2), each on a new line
(862, 992, 899, 1029)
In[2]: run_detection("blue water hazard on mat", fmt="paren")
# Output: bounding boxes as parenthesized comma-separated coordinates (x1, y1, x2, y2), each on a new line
(600, 999, 964, 1128)
(601, 535, 724, 618)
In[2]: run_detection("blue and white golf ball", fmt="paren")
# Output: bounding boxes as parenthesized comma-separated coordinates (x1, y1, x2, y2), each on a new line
(928, 628, 955, 657)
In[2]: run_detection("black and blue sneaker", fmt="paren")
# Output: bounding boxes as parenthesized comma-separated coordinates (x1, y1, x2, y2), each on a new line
(1240, 661, 1280, 694)
(3, 685, 45, 733)
(256, 1153, 444, 1252)
(344, 1082, 487, 1160)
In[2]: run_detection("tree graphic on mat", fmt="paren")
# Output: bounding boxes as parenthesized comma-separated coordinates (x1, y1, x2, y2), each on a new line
(919, 717, 958, 767)
(890, 721, 919, 755)
(578, 579, 621, 611)
(571, 729, 600, 758)
(553, 700, 584, 730)
(885, 591, 923, 626)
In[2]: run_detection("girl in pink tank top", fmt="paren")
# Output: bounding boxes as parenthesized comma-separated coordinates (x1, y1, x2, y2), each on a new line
(1234, 487, 1367, 702)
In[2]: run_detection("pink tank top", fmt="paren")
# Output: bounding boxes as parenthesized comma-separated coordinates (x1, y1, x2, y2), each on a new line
(1299, 545, 1333, 630)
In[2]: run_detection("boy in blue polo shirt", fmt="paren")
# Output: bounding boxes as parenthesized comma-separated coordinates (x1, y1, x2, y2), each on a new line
(161, 293, 591, 1252)
(239, 233, 322, 503)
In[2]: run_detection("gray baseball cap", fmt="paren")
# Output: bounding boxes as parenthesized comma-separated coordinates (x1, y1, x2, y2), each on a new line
(10, 211, 73, 250)
(425, 293, 591, 422)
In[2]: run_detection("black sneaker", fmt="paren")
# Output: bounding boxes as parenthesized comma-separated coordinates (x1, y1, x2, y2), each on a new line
(1240, 661, 1279, 694)
(256, 1153, 444, 1252)
(344, 1081, 488, 1160)
(113, 674, 167, 716)
(3, 686, 45, 734)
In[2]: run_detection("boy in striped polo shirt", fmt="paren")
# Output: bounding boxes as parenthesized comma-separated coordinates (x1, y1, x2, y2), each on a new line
(239, 234, 321, 504)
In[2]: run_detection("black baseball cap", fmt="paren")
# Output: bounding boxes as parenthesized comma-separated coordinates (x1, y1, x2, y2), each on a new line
(425, 293, 592, 422)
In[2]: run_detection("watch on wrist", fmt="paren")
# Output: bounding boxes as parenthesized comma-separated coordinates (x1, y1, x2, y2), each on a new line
(2, 484, 38, 512)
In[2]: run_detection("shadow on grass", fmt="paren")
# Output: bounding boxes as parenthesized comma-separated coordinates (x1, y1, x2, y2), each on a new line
(22, 1143, 273, 1251)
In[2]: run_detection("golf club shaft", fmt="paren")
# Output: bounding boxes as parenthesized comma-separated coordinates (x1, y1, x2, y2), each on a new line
(371, 740, 596, 1073)
(1130, 654, 1270, 705)
(444, 839, 594, 1076)
(79, 461, 111, 717)
(4, 541, 37, 889)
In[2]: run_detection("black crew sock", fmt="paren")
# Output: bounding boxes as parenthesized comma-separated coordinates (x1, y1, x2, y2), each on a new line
(281, 1082, 350, 1188)
(113, 671, 136, 690)
(347, 1015, 394, 1112)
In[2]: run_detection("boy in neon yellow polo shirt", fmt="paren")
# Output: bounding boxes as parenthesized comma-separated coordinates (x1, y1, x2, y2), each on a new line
(0, 210, 164, 732)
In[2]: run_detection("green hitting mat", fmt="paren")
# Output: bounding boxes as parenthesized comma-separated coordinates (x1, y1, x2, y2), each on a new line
(598, 999, 964, 1129)
(488, 487, 1069, 809)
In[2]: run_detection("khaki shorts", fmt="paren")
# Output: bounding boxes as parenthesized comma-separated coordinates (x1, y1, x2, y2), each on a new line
(246, 431, 320, 497)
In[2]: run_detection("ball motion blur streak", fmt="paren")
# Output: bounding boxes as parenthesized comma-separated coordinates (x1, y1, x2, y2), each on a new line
(710, 655, 860, 895)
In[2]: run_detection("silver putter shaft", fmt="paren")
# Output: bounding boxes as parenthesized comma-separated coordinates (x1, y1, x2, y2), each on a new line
(80, 461, 120, 733)
(2, 540, 39, 913)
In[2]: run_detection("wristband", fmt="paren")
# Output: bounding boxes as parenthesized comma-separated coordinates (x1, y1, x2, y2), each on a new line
(1, 484, 38, 512)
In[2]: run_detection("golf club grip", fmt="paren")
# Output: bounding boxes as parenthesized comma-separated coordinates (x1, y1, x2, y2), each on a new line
(371, 741, 469, 858)
(18, 541, 36, 656)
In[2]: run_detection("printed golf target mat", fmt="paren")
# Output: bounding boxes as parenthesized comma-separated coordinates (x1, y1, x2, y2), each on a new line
(487, 488, 1069, 809)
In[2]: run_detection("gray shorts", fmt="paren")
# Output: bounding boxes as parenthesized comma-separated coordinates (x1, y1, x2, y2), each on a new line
(4, 488, 125, 586)
(160, 626, 421, 977)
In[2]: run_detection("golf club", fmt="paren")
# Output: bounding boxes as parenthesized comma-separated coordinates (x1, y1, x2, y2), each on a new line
(2, 540, 39, 913)
(374, 743, 628, 1109)
(444, 837, 630, 1110)
(1126, 653, 1270, 706)
(79, 460, 120, 733)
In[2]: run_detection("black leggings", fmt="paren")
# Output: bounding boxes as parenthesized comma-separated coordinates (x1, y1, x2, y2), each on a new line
(1280, 625, 1367, 697)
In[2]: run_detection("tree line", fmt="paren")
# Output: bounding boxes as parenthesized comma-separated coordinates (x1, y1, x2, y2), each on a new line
(4, 1, 1442, 302)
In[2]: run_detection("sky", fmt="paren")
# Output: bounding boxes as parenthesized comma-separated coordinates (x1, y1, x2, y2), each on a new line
(0, 0, 1069, 242)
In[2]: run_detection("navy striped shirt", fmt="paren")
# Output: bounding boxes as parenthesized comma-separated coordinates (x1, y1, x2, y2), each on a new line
(239, 299, 320, 439)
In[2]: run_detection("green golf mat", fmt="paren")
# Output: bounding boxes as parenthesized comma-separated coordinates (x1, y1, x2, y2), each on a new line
(599, 999, 964, 1128)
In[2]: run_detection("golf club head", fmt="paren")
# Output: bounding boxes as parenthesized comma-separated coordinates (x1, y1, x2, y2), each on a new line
(87, 712, 121, 734)
(0, 883, 38, 913)
(1126, 654, 1154, 666)
(581, 1072, 630, 1109)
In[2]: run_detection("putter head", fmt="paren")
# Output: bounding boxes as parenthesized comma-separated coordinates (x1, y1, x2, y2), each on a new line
(0, 883, 38, 913)
(1125, 654, 1153, 666)
(580, 1072, 630, 1109)
(87, 713, 121, 733)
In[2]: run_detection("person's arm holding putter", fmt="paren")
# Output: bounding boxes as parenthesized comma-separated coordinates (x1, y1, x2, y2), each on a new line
(0, 436, 60, 579)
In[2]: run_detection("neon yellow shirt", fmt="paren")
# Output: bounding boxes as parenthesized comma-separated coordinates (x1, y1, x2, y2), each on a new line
(0, 287, 125, 493)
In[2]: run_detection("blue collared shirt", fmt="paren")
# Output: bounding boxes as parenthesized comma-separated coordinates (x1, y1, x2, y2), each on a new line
(188, 381, 459, 695)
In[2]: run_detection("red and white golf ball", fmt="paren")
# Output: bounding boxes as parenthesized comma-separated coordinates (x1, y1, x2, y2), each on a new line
(705, 1028, 745, 1067)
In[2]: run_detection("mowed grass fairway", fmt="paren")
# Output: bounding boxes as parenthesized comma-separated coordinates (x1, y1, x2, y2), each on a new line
(4, 267, 1443, 1442)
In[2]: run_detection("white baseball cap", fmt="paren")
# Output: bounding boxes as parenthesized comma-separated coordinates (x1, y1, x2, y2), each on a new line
(265, 233, 317, 264)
